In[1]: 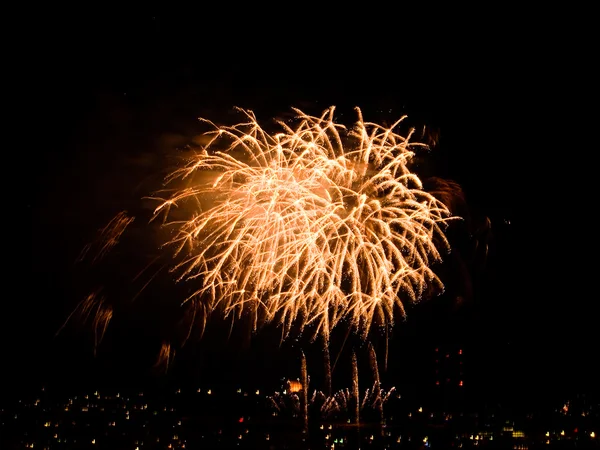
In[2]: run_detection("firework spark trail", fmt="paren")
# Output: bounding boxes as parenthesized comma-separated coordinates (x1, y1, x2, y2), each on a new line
(301, 351, 309, 430)
(268, 383, 397, 421)
(78, 211, 135, 264)
(57, 291, 113, 355)
(154, 341, 174, 373)
(148, 106, 456, 342)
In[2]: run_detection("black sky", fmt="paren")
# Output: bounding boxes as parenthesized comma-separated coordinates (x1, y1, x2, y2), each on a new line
(10, 8, 595, 406)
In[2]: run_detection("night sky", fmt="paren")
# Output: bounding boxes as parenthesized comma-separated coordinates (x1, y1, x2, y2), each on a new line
(10, 8, 594, 409)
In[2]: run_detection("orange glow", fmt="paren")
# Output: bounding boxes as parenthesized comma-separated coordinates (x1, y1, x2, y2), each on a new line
(287, 380, 302, 393)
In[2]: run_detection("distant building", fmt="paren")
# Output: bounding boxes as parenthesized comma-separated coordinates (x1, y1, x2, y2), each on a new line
(430, 344, 465, 410)
(433, 344, 464, 389)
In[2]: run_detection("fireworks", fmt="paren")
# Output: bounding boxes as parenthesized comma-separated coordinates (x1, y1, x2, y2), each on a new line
(269, 383, 398, 422)
(57, 290, 113, 355)
(147, 106, 456, 342)
(78, 211, 135, 264)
